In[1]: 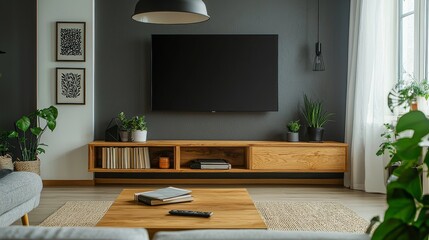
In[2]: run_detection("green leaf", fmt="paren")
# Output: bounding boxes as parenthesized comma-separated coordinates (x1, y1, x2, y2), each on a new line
(395, 138, 422, 162)
(388, 168, 422, 202)
(47, 120, 56, 131)
(372, 218, 418, 240)
(396, 111, 429, 139)
(8, 131, 18, 138)
(30, 127, 42, 136)
(385, 189, 416, 222)
(387, 155, 402, 168)
(16, 116, 30, 132)
(49, 106, 58, 119)
(37, 147, 45, 154)
(415, 195, 429, 228)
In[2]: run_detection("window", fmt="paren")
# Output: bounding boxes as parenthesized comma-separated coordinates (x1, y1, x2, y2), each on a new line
(398, 0, 428, 81)
(399, 0, 416, 81)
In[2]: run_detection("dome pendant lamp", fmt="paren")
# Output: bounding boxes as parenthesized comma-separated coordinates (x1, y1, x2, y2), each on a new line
(132, 0, 210, 24)
(313, 0, 325, 71)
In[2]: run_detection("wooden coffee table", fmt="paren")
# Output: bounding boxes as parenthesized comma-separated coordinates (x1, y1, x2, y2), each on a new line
(97, 188, 267, 237)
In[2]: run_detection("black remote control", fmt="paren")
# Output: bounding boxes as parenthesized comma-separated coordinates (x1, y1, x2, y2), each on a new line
(169, 209, 213, 218)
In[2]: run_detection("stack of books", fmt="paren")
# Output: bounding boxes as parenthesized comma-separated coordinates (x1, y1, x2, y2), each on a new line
(135, 187, 193, 206)
(189, 159, 231, 170)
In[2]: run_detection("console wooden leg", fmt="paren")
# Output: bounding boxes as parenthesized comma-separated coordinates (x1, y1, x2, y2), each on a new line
(21, 214, 29, 226)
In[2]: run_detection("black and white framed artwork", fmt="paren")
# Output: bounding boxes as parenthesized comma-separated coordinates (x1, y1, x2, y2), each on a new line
(56, 68, 86, 105)
(56, 22, 86, 61)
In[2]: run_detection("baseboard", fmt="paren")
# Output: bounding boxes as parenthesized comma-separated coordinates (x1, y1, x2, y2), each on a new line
(43, 180, 95, 186)
(94, 178, 343, 185)
(42, 178, 343, 186)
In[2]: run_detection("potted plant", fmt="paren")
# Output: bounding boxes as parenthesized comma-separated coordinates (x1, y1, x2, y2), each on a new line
(376, 123, 400, 181)
(0, 130, 14, 170)
(368, 111, 429, 239)
(130, 115, 147, 142)
(9, 106, 58, 175)
(286, 120, 300, 142)
(387, 78, 429, 113)
(117, 112, 132, 142)
(301, 94, 333, 142)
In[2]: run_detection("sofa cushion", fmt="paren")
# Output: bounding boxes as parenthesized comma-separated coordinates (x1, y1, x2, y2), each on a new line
(0, 172, 43, 215)
(0, 226, 149, 240)
(153, 229, 371, 240)
(0, 169, 12, 179)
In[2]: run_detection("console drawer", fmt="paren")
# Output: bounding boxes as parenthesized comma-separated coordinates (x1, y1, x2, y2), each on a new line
(251, 146, 346, 172)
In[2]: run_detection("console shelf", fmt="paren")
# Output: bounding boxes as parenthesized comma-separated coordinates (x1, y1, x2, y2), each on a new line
(88, 140, 348, 184)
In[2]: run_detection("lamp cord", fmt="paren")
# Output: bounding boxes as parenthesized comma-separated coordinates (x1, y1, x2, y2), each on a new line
(317, 0, 320, 42)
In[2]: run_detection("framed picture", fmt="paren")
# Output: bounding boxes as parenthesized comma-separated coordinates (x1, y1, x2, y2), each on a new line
(56, 68, 86, 105)
(56, 22, 86, 61)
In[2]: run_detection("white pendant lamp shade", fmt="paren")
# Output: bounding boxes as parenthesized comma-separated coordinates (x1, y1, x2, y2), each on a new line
(132, 0, 210, 24)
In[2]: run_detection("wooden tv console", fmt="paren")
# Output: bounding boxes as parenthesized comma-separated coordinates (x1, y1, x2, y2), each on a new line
(88, 140, 348, 185)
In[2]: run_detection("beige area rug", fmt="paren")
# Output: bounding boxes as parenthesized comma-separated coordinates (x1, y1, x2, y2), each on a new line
(255, 201, 368, 233)
(39, 200, 368, 233)
(39, 201, 113, 227)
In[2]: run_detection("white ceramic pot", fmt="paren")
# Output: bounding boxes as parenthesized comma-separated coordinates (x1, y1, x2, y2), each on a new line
(132, 130, 147, 142)
(417, 97, 429, 115)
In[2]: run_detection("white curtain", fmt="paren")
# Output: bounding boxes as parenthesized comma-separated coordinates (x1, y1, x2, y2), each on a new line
(345, 0, 396, 193)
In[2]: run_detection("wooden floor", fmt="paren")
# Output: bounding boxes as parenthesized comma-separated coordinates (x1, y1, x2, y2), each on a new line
(19, 185, 386, 226)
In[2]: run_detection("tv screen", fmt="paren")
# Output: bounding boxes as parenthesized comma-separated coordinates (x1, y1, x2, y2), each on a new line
(151, 34, 278, 112)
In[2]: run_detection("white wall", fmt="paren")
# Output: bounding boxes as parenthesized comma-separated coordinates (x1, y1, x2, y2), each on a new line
(37, 0, 94, 180)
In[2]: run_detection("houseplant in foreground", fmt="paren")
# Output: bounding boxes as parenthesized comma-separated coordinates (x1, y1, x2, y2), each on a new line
(286, 120, 301, 142)
(301, 94, 333, 142)
(131, 115, 147, 142)
(9, 106, 58, 175)
(369, 111, 429, 239)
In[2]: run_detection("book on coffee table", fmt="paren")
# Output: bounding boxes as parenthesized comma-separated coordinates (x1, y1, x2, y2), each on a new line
(135, 187, 191, 201)
(138, 194, 193, 206)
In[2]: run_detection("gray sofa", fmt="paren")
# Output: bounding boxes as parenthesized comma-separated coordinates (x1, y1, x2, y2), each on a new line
(0, 227, 370, 240)
(0, 172, 43, 226)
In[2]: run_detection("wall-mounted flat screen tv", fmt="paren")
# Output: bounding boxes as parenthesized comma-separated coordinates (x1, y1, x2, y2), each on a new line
(151, 34, 278, 112)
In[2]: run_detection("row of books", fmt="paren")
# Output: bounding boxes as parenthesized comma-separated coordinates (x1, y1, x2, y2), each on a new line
(100, 147, 150, 169)
(134, 187, 193, 206)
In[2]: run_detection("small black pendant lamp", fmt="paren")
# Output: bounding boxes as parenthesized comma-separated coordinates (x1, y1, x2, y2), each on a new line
(313, 0, 325, 71)
(132, 0, 210, 24)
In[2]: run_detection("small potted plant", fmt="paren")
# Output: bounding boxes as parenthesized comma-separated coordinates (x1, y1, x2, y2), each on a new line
(9, 106, 58, 175)
(130, 115, 147, 142)
(387, 78, 429, 113)
(301, 94, 333, 142)
(286, 120, 301, 142)
(117, 112, 133, 142)
(0, 130, 14, 170)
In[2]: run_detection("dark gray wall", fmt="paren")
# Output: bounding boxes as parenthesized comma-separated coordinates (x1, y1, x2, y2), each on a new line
(0, 0, 37, 131)
(95, 0, 350, 141)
